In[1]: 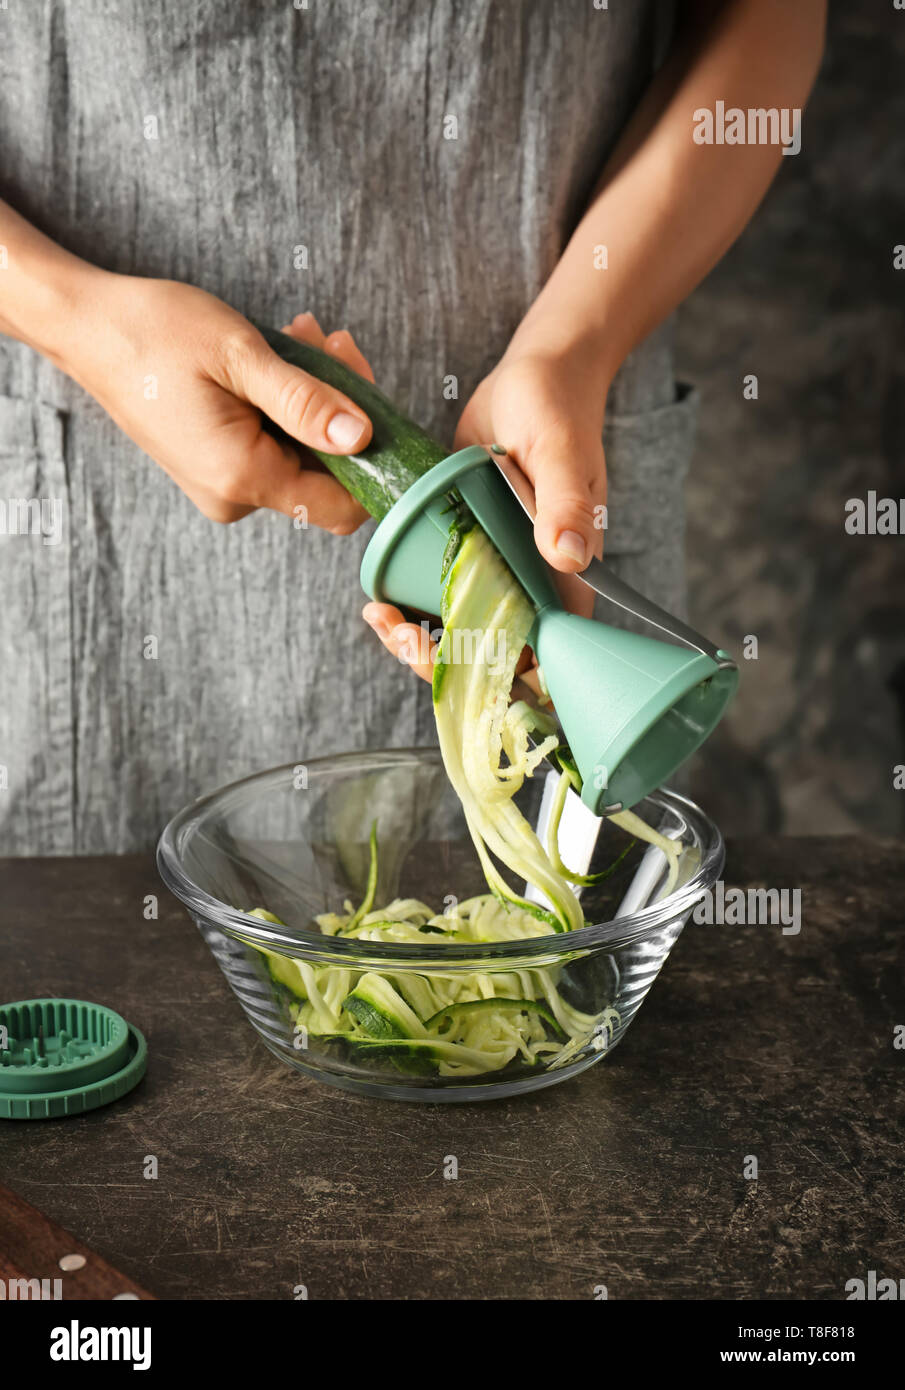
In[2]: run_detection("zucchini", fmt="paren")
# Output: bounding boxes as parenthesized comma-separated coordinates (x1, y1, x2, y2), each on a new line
(257, 324, 448, 520)
(342, 974, 427, 1040)
(264, 951, 307, 998)
(245, 911, 308, 999)
(341, 820, 379, 933)
(425, 997, 565, 1038)
(351, 1040, 438, 1078)
(432, 527, 582, 934)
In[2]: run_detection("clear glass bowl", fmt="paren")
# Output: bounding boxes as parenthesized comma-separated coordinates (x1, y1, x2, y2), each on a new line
(157, 749, 723, 1103)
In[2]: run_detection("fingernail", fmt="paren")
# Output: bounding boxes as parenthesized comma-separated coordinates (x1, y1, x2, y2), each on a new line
(327, 411, 366, 451)
(556, 530, 588, 565)
(363, 606, 390, 639)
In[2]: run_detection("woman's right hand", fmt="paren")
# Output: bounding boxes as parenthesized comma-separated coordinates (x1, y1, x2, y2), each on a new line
(66, 275, 375, 531)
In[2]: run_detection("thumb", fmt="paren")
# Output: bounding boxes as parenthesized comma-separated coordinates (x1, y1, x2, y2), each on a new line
(529, 433, 605, 573)
(227, 335, 373, 455)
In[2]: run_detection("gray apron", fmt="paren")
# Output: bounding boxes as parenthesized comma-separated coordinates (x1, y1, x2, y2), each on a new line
(0, 0, 697, 855)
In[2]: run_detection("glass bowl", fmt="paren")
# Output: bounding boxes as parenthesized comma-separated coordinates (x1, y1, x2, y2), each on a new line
(157, 749, 723, 1103)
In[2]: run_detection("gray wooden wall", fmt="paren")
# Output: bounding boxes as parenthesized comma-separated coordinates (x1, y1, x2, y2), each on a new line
(682, 3, 904, 835)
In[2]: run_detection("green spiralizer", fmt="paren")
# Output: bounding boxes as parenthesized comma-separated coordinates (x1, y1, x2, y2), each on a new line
(358, 442, 737, 816)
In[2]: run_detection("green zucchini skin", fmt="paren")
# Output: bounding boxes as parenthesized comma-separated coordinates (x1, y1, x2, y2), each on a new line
(256, 324, 448, 521)
(425, 997, 565, 1038)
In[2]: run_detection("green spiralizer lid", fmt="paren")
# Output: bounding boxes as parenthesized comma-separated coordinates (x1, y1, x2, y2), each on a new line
(0, 999, 147, 1120)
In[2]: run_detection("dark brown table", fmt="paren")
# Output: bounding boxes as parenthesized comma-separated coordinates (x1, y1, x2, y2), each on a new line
(1, 837, 902, 1301)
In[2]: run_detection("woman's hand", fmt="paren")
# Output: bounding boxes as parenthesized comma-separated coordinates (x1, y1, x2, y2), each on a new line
(66, 277, 375, 531)
(455, 342, 608, 575)
(364, 335, 610, 682)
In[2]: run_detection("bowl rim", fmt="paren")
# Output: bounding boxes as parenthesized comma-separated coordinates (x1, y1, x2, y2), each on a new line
(156, 748, 725, 962)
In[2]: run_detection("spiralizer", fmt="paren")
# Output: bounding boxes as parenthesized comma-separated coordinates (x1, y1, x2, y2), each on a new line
(359, 443, 737, 815)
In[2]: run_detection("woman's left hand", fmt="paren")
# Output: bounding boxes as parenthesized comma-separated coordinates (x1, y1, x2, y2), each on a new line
(363, 340, 610, 683)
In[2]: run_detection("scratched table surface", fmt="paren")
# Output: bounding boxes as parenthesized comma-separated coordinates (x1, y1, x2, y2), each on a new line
(0, 837, 902, 1301)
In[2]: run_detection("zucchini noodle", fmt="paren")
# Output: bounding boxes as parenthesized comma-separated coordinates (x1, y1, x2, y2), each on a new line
(253, 892, 616, 1078)
(433, 526, 682, 925)
(433, 528, 582, 933)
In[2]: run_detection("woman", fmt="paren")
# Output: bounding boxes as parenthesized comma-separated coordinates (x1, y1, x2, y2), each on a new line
(0, 0, 824, 853)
